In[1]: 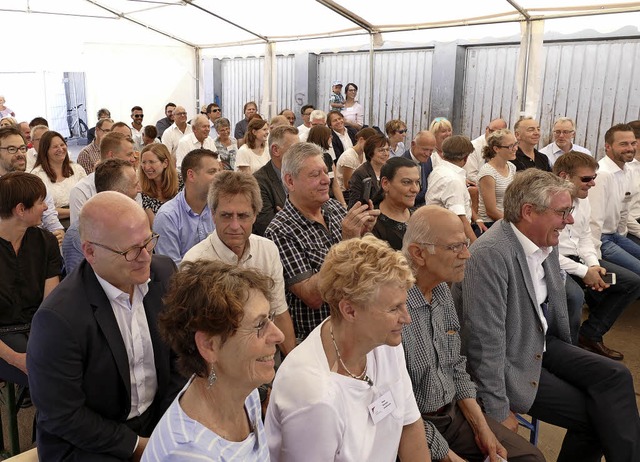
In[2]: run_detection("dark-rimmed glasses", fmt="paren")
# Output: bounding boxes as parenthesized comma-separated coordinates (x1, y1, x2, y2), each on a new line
(0, 145, 28, 154)
(88, 232, 159, 261)
(497, 142, 519, 150)
(579, 174, 597, 183)
(537, 205, 574, 220)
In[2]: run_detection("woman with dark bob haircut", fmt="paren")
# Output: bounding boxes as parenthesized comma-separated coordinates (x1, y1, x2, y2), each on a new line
(347, 134, 390, 209)
(143, 260, 284, 461)
(0, 172, 61, 388)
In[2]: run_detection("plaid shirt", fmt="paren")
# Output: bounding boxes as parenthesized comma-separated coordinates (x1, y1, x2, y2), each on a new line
(265, 198, 346, 340)
(403, 284, 477, 460)
(76, 142, 101, 174)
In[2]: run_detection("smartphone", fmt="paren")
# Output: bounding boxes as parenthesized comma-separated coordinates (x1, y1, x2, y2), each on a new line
(602, 273, 616, 285)
(360, 177, 372, 204)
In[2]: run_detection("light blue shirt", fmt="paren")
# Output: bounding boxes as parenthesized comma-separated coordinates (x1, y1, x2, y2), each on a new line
(153, 190, 213, 265)
(61, 222, 84, 274)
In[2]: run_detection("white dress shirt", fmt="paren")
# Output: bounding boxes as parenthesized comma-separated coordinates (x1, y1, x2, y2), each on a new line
(539, 142, 592, 167)
(558, 198, 600, 277)
(426, 161, 471, 220)
(95, 275, 157, 420)
(174, 133, 217, 168)
(464, 134, 487, 183)
(161, 123, 193, 156)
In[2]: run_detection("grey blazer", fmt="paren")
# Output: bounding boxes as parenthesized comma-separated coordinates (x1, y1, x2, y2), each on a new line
(452, 219, 571, 422)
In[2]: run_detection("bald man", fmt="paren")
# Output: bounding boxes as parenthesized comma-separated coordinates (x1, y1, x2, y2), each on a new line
(28, 192, 183, 462)
(161, 105, 193, 157)
(403, 130, 436, 207)
(174, 114, 216, 168)
(465, 118, 508, 184)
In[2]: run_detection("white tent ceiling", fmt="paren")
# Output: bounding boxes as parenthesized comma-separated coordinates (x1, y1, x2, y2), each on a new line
(3, 0, 640, 50)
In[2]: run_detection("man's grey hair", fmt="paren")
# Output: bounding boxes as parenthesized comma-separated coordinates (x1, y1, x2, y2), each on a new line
(554, 117, 576, 129)
(269, 125, 299, 150)
(281, 142, 323, 190)
(310, 109, 327, 122)
(96, 118, 114, 130)
(193, 114, 209, 128)
(503, 169, 574, 223)
(30, 124, 48, 140)
(401, 205, 446, 272)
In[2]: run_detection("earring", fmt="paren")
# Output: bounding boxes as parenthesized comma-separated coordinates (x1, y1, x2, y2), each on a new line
(207, 364, 217, 389)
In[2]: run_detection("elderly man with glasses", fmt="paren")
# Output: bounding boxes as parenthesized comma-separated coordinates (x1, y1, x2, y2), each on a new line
(28, 191, 184, 462)
(453, 168, 640, 462)
(540, 117, 592, 167)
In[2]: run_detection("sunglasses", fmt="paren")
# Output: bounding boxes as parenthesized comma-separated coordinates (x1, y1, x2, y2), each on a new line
(211, 108, 221, 113)
(133, 114, 144, 118)
(397, 129, 408, 134)
(579, 174, 597, 183)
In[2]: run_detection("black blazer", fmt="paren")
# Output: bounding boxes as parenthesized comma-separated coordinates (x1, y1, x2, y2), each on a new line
(27, 256, 184, 461)
(402, 149, 433, 207)
(348, 161, 380, 209)
(254, 160, 287, 236)
(331, 127, 357, 161)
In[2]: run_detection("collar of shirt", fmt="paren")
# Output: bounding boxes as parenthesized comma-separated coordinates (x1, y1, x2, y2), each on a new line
(210, 229, 252, 264)
(440, 159, 466, 180)
(95, 273, 150, 307)
(599, 155, 625, 174)
(177, 190, 210, 218)
(510, 222, 552, 264)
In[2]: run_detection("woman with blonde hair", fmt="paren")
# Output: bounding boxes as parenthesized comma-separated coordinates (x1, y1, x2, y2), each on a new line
(266, 235, 430, 462)
(139, 143, 180, 227)
(429, 117, 453, 167)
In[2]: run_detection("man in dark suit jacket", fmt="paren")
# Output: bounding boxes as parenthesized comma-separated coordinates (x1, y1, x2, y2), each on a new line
(453, 169, 640, 462)
(329, 111, 357, 161)
(27, 191, 184, 461)
(402, 130, 436, 207)
(253, 125, 299, 236)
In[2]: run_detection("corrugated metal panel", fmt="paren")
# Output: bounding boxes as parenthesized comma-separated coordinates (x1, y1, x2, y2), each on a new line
(463, 40, 640, 157)
(462, 45, 520, 140)
(538, 39, 640, 158)
(317, 49, 433, 141)
(218, 55, 296, 128)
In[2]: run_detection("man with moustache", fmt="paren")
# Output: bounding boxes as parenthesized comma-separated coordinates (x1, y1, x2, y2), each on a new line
(454, 169, 640, 462)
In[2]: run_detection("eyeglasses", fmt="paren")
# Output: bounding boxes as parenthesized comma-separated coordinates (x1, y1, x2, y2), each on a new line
(211, 108, 221, 113)
(98, 127, 111, 133)
(0, 145, 28, 154)
(578, 174, 597, 183)
(418, 238, 470, 254)
(87, 232, 159, 262)
(396, 129, 408, 134)
(133, 114, 144, 118)
(554, 130, 574, 136)
(255, 311, 276, 338)
(174, 111, 187, 116)
(537, 205, 575, 220)
(497, 142, 519, 150)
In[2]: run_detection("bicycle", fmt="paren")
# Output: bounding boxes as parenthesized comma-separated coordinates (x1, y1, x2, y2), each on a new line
(67, 103, 89, 139)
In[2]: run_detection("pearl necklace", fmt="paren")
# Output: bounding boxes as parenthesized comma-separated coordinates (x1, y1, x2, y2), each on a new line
(330, 325, 373, 386)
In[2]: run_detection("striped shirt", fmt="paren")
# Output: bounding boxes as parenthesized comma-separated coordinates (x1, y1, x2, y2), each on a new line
(143, 378, 269, 461)
(477, 161, 516, 222)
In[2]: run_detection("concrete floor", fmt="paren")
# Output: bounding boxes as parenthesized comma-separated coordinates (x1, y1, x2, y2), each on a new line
(2, 301, 639, 460)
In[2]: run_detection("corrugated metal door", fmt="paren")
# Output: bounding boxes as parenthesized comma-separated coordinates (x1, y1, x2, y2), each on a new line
(317, 49, 433, 141)
(461, 45, 520, 140)
(217, 55, 296, 128)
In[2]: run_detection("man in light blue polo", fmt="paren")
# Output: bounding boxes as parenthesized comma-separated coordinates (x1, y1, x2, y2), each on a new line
(154, 149, 221, 264)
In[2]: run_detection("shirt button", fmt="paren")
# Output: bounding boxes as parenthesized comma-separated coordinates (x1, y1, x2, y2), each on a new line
(538, 326, 543, 332)
(531, 381, 538, 387)
(535, 354, 542, 360)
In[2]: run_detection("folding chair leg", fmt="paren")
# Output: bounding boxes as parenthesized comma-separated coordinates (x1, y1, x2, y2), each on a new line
(5, 382, 20, 455)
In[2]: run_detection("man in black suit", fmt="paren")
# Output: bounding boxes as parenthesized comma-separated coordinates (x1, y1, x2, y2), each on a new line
(27, 191, 184, 461)
(253, 124, 299, 236)
(403, 130, 435, 206)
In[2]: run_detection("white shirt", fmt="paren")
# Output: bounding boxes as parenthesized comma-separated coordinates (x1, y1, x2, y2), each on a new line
(31, 163, 87, 208)
(539, 142, 592, 167)
(69, 172, 96, 226)
(297, 124, 311, 142)
(266, 318, 420, 462)
(161, 123, 193, 156)
(208, 119, 218, 140)
(235, 144, 270, 173)
(558, 198, 600, 277)
(334, 129, 353, 152)
(26, 147, 38, 171)
(589, 156, 637, 247)
(431, 151, 445, 169)
(335, 148, 363, 191)
(131, 126, 144, 151)
(510, 223, 551, 343)
(465, 134, 486, 183)
(626, 158, 640, 220)
(174, 133, 217, 168)
(426, 161, 471, 220)
(183, 232, 288, 315)
(94, 274, 157, 419)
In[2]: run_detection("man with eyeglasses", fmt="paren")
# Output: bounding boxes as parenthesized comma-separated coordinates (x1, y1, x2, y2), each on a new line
(62, 158, 142, 274)
(540, 117, 592, 167)
(297, 104, 314, 140)
(454, 168, 640, 462)
(402, 206, 544, 462)
(28, 191, 184, 462)
(0, 126, 65, 243)
(512, 117, 551, 172)
(154, 149, 221, 265)
(26, 124, 48, 171)
(205, 103, 221, 139)
(87, 108, 110, 145)
(77, 117, 114, 174)
(588, 123, 640, 277)
(183, 171, 296, 356)
(161, 105, 192, 159)
(553, 151, 640, 359)
(465, 118, 507, 184)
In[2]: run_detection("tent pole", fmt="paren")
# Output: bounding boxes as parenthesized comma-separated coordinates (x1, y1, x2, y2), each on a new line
(195, 47, 201, 115)
(520, 19, 532, 114)
(368, 33, 374, 128)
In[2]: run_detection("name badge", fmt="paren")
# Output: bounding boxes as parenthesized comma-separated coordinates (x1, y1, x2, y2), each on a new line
(368, 390, 396, 425)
